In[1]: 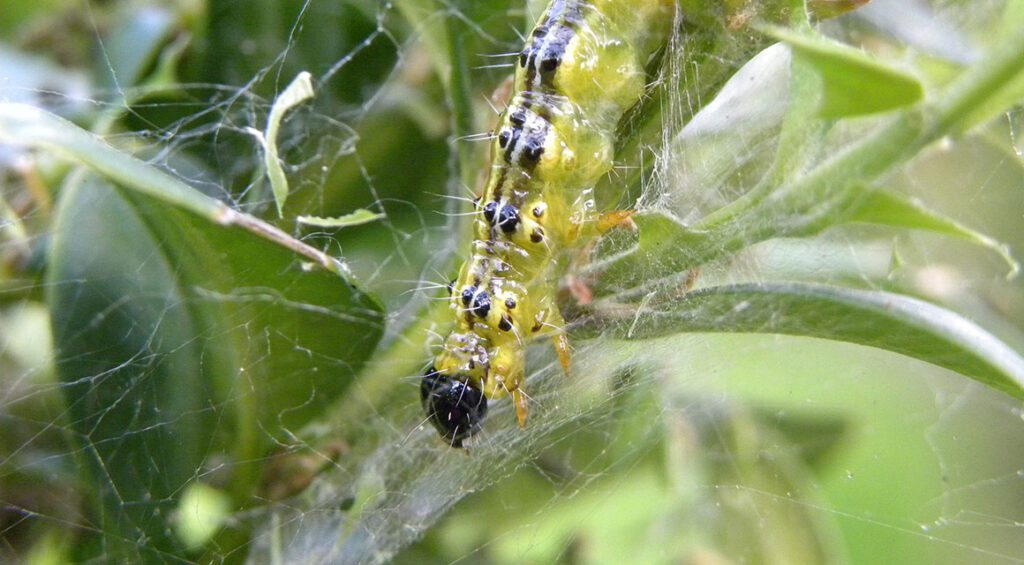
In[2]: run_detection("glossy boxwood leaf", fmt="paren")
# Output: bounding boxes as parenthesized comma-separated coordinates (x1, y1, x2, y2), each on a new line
(47, 173, 383, 560)
(585, 282, 1024, 401)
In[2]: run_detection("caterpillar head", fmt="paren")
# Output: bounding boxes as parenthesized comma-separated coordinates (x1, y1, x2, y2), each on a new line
(421, 367, 488, 447)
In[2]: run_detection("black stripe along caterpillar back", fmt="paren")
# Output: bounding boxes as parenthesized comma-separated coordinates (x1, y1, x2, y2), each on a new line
(421, 0, 674, 446)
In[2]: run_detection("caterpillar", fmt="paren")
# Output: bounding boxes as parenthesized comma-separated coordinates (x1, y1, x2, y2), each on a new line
(421, 0, 674, 446)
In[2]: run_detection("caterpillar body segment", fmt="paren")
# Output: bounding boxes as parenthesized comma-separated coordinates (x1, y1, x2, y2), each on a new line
(421, 0, 674, 446)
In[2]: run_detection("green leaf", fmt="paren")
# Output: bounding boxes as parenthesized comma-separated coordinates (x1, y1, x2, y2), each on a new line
(752, 409, 850, 469)
(0, 102, 353, 277)
(297, 209, 385, 228)
(96, 6, 177, 92)
(47, 173, 384, 560)
(848, 189, 1019, 277)
(0, 103, 224, 218)
(766, 26, 924, 118)
(808, 0, 871, 20)
(194, 0, 393, 105)
(695, 408, 847, 564)
(679, 25, 1024, 280)
(586, 282, 1024, 401)
(0, 0, 62, 36)
(0, 45, 90, 111)
(262, 71, 315, 217)
(596, 210, 714, 292)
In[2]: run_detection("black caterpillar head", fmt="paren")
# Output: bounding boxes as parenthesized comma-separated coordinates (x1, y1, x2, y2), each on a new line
(421, 368, 488, 447)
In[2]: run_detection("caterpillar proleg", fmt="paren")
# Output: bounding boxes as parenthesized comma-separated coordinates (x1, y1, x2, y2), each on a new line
(422, 0, 674, 446)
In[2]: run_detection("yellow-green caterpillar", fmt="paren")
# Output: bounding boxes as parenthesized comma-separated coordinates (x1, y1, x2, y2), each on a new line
(422, 0, 674, 446)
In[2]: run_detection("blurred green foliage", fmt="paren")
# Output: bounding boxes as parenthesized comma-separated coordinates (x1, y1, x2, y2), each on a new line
(1, 0, 1024, 563)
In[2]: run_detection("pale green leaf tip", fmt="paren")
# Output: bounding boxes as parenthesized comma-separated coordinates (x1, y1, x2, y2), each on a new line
(297, 209, 386, 228)
(265, 71, 316, 218)
(851, 189, 1020, 278)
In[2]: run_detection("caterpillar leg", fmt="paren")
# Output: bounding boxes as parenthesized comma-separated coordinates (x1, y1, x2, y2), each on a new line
(649, 267, 702, 307)
(546, 306, 572, 376)
(482, 371, 529, 428)
(531, 293, 572, 376)
(684, 267, 701, 293)
(553, 334, 571, 376)
(566, 275, 593, 306)
(562, 211, 636, 306)
(559, 209, 637, 245)
(512, 388, 529, 429)
(566, 209, 638, 278)
(596, 209, 636, 234)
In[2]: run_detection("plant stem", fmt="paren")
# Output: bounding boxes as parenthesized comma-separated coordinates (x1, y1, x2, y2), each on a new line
(930, 27, 1024, 136)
